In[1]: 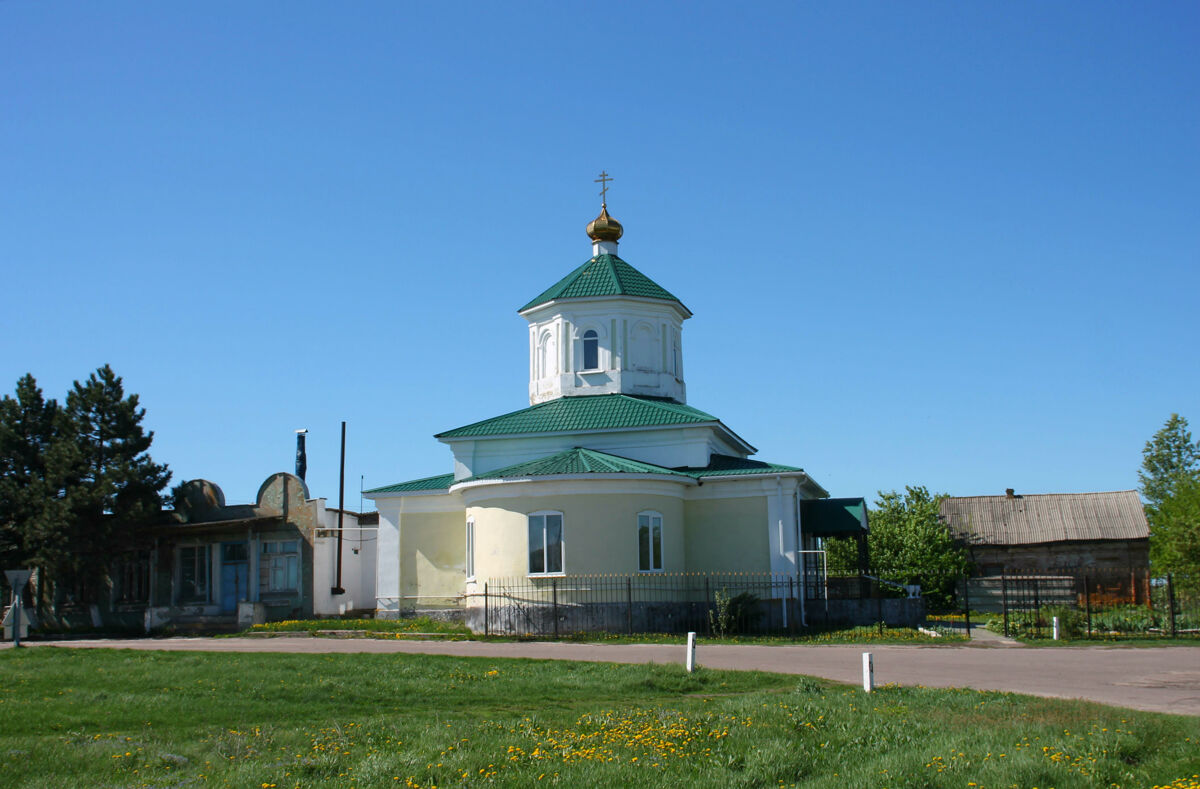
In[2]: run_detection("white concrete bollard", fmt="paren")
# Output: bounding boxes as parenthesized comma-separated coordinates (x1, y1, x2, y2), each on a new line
(686, 631, 696, 673)
(862, 652, 874, 692)
(1053, 616, 1060, 641)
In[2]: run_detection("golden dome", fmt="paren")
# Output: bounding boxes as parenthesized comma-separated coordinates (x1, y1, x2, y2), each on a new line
(586, 205, 624, 242)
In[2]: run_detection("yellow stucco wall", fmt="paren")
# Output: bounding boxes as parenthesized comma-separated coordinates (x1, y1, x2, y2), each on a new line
(468, 491, 686, 578)
(400, 510, 464, 604)
(683, 495, 770, 573)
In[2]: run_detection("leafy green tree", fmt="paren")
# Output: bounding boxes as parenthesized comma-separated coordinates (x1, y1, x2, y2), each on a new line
(826, 486, 968, 611)
(58, 365, 172, 593)
(1153, 475, 1200, 587)
(1140, 414, 1200, 584)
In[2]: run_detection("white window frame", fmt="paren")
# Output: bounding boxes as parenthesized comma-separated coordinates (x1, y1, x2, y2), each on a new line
(637, 511, 664, 573)
(261, 540, 300, 593)
(581, 329, 600, 371)
(537, 330, 556, 378)
(528, 510, 565, 576)
(465, 517, 476, 580)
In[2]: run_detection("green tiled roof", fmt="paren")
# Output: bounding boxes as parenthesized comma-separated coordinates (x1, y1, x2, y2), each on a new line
(368, 451, 821, 494)
(676, 454, 804, 477)
(364, 473, 454, 494)
(519, 254, 685, 312)
(461, 448, 694, 483)
(436, 395, 722, 439)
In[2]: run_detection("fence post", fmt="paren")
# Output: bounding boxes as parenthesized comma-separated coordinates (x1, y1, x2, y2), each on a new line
(788, 576, 796, 635)
(963, 573, 971, 639)
(484, 582, 489, 637)
(1001, 575, 1009, 638)
(1167, 573, 1177, 638)
(626, 576, 633, 635)
(552, 579, 559, 638)
(704, 578, 711, 635)
(1084, 576, 1091, 639)
(1033, 577, 1041, 639)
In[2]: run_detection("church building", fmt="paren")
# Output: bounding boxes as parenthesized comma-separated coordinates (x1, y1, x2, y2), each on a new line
(365, 185, 866, 627)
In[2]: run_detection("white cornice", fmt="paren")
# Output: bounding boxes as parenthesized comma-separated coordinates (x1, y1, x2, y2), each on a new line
(368, 490, 463, 514)
(451, 472, 696, 495)
(519, 295, 693, 321)
(458, 476, 692, 504)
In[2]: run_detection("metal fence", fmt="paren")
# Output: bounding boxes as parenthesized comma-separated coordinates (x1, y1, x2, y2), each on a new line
(477, 573, 811, 636)
(473, 570, 932, 637)
(964, 568, 1199, 639)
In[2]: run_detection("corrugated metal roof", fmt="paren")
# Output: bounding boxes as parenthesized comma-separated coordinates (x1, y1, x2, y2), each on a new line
(519, 254, 686, 313)
(939, 491, 1148, 546)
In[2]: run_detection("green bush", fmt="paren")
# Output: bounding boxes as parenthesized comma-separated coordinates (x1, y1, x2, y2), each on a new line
(708, 589, 762, 636)
(1091, 605, 1158, 634)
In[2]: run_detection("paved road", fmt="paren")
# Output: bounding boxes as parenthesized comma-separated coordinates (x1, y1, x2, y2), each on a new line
(9, 637, 1199, 717)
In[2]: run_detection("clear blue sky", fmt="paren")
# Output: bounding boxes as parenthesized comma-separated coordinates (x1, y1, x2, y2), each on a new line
(2, 2, 1197, 508)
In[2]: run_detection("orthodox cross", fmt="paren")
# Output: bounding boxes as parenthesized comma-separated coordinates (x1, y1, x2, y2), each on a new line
(594, 171, 612, 205)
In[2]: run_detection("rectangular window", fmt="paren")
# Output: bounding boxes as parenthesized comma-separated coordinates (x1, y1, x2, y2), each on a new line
(528, 512, 563, 575)
(465, 519, 475, 579)
(180, 545, 211, 602)
(114, 551, 150, 604)
(638, 513, 663, 572)
(261, 541, 300, 592)
(582, 330, 599, 370)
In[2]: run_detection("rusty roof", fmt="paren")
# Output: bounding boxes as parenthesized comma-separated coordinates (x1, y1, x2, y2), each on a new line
(939, 490, 1149, 546)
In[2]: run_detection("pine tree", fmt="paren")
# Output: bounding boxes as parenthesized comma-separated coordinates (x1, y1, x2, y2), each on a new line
(0, 375, 76, 605)
(1139, 414, 1200, 514)
(59, 365, 172, 595)
(0, 375, 56, 567)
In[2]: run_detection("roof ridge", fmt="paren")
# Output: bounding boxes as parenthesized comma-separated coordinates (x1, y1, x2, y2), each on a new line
(605, 255, 622, 293)
(946, 490, 1140, 500)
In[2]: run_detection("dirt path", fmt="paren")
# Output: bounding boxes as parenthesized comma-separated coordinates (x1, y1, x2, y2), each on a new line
(11, 637, 1199, 717)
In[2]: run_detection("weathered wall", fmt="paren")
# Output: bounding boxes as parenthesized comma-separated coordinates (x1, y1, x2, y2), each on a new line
(970, 539, 1149, 574)
(683, 495, 769, 573)
(468, 489, 686, 578)
(400, 510, 466, 607)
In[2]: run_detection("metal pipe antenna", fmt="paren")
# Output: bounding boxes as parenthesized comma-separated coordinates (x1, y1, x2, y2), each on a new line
(332, 421, 346, 595)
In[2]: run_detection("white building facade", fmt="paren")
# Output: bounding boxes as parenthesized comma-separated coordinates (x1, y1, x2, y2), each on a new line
(366, 199, 860, 629)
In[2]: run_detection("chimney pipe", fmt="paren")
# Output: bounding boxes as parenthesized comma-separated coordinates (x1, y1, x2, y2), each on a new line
(1005, 488, 1015, 498)
(295, 429, 308, 481)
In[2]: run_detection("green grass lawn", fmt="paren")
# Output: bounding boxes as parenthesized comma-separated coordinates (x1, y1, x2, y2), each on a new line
(1, 648, 1197, 788)
(241, 618, 966, 646)
(244, 617, 473, 636)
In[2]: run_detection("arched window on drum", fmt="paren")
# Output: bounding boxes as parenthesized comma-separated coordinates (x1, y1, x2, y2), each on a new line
(582, 329, 599, 370)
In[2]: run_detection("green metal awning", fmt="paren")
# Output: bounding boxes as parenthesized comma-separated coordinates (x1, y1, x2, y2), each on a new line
(801, 497, 869, 537)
